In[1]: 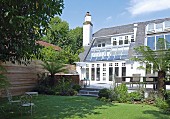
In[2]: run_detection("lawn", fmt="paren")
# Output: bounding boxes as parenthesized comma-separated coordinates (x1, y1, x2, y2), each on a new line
(0, 95, 170, 119)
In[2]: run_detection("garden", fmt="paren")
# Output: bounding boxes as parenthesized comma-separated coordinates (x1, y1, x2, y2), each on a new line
(1, 95, 170, 119)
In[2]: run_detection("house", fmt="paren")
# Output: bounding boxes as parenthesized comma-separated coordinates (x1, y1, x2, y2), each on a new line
(76, 12, 170, 86)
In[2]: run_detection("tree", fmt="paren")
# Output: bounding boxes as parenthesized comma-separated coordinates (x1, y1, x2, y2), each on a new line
(0, 0, 64, 64)
(42, 16, 69, 47)
(132, 38, 170, 97)
(40, 46, 66, 87)
(0, 65, 9, 89)
(58, 46, 83, 64)
(67, 27, 83, 54)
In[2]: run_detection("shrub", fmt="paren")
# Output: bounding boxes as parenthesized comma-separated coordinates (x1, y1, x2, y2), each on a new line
(98, 88, 110, 99)
(72, 84, 81, 92)
(128, 91, 143, 101)
(114, 84, 128, 103)
(155, 98, 169, 112)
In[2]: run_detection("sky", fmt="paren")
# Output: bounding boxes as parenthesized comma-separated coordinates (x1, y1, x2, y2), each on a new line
(60, 0, 170, 33)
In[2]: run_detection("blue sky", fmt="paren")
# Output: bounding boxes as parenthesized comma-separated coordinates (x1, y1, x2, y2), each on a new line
(60, 0, 170, 32)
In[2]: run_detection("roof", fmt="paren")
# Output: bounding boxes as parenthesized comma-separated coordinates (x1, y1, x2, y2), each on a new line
(36, 41, 61, 51)
(93, 24, 134, 37)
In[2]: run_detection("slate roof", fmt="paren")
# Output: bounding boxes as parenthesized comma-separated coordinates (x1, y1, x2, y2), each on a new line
(80, 17, 170, 62)
(93, 24, 134, 37)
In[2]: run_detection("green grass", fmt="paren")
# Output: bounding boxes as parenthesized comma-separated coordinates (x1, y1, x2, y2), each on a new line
(0, 95, 170, 119)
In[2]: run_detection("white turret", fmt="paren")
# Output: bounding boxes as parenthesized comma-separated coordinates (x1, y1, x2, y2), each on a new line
(83, 12, 93, 46)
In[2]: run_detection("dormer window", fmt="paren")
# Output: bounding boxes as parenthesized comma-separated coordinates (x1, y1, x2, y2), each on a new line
(165, 21, 170, 28)
(119, 40, 123, 45)
(156, 23, 163, 32)
(98, 44, 101, 47)
(148, 23, 154, 31)
(102, 43, 105, 47)
(131, 35, 134, 42)
(113, 41, 117, 45)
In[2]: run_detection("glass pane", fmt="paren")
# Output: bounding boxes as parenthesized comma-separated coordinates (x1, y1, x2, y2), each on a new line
(124, 40, 128, 44)
(109, 67, 113, 81)
(115, 67, 119, 76)
(86, 68, 89, 79)
(165, 21, 170, 28)
(96, 68, 100, 81)
(119, 40, 123, 45)
(122, 67, 126, 76)
(165, 34, 170, 48)
(148, 23, 154, 31)
(91, 68, 95, 81)
(156, 35, 164, 50)
(147, 36, 155, 50)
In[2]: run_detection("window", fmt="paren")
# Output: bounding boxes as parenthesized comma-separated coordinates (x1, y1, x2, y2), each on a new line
(122, 67, 126, 76)
(103, 63, 106, 67)
(165, 34, 170, 48)
(156, 23, 163, 32)
(98, 44, 101, 47)
(131, 35, 134, 42)
(109, 63, 113, 66)
(112, 38, 117, 46)
(119, 40, 123, 45)
(103, 68, 106, 71)
(113, 41, 117, 45)
(125, 36, 128, 39)
(86, 68, 89, 79)
(122, 63, 126, 67)
(92, 64, 94, 67)
(96, 68, 100, 81)
(109, 67, 113, 81)
(97, 64, 100, 68)
(102, 43, 105, 47)
(103, 73, 106, 81)
(124, 39, 128, 44)
(115, 63, 118, 66)
(148, 23, 154, 31)
(115, 67, 119, 76)
(147, 34, 170, 50)
(86, 64, 89, 67)
(147, 36, 155, 50)
(91, 68, 95, 81)
(165, 21, 170, 28)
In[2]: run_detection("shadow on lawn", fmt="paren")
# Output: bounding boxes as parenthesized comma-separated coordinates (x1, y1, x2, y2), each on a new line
(33, 95, 114, 119)
(137, 110, 170, 119)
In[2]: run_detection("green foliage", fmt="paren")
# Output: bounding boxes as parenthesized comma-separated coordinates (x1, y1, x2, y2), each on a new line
(0, 0, 64, 64)
(114, 84, 128, 103)
(98, 88, 110, 99)
(155, 98, 169, 112)
(42, 16, 69, 47)
(72, 84, 81, 92)
(0, 65, 9, 89)
(128, 91, 143, 101)
(55, 78, 77, 96)
(41, 16, 83, 64)
(99, 97, 111, 102)
(132, 38, 170, 97)
(67, 27, 83, 54)
(58, 46, 82, 64)
(33, 73, 55, 95)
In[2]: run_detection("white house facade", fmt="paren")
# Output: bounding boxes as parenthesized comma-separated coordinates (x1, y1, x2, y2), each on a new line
(76, 12, 170, 86)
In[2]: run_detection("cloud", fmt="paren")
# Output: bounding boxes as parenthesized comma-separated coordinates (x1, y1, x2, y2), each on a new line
(106, 16, 112, 21)
(128, 0, 170, 16)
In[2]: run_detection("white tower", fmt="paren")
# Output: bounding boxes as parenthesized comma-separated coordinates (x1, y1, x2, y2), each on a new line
(83, 12, 93, 46)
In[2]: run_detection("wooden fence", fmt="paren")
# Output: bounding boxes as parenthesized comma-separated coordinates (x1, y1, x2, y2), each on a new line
(0, 60, 45, 97)
(0, 61, 79, 97)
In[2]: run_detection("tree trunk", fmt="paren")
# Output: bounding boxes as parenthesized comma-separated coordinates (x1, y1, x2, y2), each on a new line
(49, 74, 55, 87)
(157, 71, 166, 98)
